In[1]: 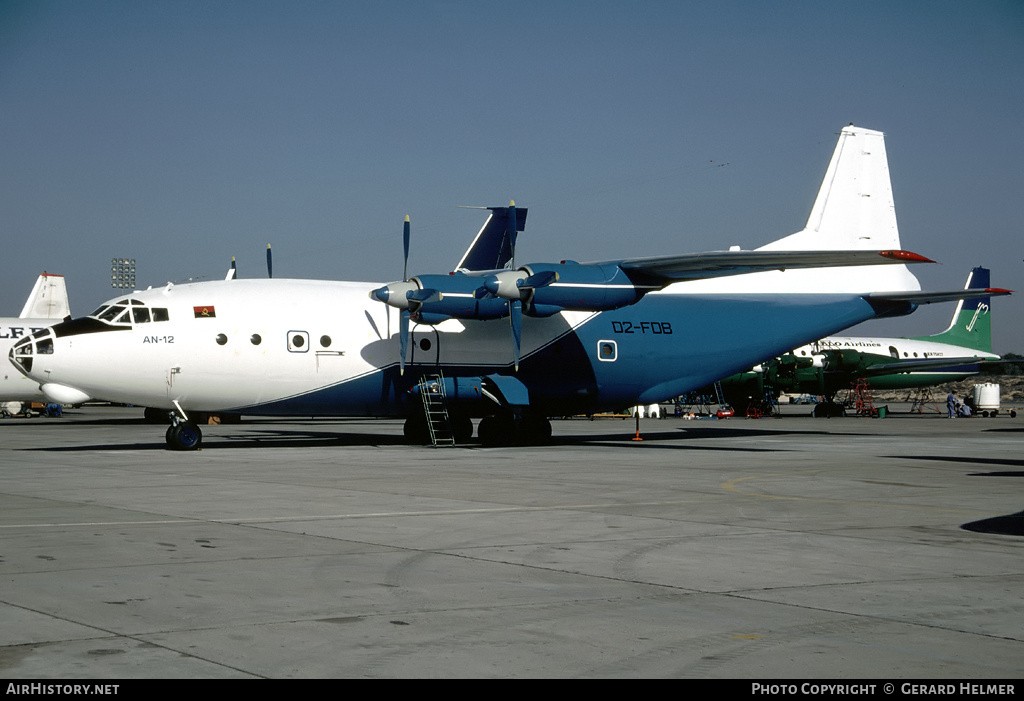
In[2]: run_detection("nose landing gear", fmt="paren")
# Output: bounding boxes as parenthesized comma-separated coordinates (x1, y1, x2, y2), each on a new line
(165, 401, 203, 450)
(166, 420, 202, 450)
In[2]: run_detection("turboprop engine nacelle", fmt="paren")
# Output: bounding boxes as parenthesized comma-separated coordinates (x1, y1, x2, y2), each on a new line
(370, 273, 510, 323)
(517, 261, 647, 313)
(371, 260, 654, 323)
(479, 261, 648, 316)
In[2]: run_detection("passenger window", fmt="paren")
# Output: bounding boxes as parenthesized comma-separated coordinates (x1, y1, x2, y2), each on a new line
(288, 331, 309, 353)
(598, 340, 617, 362)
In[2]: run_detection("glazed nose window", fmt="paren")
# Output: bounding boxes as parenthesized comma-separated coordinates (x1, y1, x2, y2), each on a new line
(11, 337, 34, 374)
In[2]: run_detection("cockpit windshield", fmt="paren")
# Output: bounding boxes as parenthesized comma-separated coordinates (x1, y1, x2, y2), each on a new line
(88, 299, 170, 326)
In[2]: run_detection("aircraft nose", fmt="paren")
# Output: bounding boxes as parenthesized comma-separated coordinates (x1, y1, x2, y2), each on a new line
(8, 329, 55, 378)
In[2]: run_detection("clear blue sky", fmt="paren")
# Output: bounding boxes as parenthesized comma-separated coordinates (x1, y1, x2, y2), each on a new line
(2, 1, 1022, 351)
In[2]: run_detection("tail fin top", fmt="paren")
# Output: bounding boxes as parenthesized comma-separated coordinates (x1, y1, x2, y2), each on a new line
(748, 124, 919, 294)
(454, 204, 528, 272)
(19, 273, 70, 319)
(762, 125, 899, 251)
(915, 267, 993, 353)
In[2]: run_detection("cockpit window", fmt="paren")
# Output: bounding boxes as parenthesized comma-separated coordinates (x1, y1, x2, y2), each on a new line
(89, 301, 170, 326)
(97, 305, 128, 322)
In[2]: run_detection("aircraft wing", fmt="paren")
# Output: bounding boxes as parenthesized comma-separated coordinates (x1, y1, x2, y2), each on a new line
(616, 249, 932, 281)
(860, 356, 1011, 375)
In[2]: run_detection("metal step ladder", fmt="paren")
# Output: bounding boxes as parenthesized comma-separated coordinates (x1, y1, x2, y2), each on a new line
(418, 373, 455, 447)
(713, 381, 725, 406)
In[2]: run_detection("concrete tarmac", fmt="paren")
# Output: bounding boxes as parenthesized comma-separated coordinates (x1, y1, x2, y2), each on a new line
(1, 404, 1022, 679)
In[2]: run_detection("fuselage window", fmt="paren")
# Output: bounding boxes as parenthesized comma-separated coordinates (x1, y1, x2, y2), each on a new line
(598, 340, 617, 362)
(288, 331, 309, 353)
(216, 334, 228, 346)
(251, 334, 262, 346)
(419, 338, 431, 351)
(320, 335, 332, 348)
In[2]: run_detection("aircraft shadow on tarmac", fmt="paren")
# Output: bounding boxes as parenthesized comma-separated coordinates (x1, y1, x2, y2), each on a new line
(892, 455, 1024, 537)
(962, 510, 1024, 537)
(884, 454, 1024, 472)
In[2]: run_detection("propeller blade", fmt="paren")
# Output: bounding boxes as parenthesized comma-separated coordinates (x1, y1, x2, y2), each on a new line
(519, 270, 558, 290)
(266, 244, 273, 279)
(510, 299, 522, 372)
(507, 200, 516, 268)
(403, 215, 411, 282)
(226, 257, 237, 281)
(399, 309, 410, 375)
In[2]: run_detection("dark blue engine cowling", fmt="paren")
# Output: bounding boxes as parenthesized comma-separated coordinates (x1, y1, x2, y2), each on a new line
(520, 261, 646, 312)
(408, 272, 509, 323)
(391, 262, 657, 323)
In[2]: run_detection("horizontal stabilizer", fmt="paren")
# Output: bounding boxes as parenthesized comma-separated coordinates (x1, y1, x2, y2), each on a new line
(866, 288, 1011, 305)
(617, 249, 933, 282)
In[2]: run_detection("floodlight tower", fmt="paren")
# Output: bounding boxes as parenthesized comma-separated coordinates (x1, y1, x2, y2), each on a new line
(111, 258, 136, 289)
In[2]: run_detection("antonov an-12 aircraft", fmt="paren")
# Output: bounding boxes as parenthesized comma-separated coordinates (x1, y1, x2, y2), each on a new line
(9, 125, 1000, 448)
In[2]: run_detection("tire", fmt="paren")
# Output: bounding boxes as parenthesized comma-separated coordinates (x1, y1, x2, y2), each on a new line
(168, 422, 202, 451)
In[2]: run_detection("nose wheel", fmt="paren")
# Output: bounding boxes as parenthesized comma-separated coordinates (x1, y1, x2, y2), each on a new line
(166, 420, 202, 451)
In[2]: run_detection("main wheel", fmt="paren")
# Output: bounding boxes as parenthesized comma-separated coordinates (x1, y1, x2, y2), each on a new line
(478, 415, 514, 446)
(403, 412, 430, 444)
(520, 414, 552, 444)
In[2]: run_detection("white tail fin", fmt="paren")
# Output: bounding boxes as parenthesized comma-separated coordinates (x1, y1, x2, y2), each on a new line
(736, 125, 921, 294)
(764, 124, 900, 251)
(19, 273, 70, 319)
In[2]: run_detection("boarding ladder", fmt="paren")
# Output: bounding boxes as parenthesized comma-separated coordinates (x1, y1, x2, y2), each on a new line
(417, 373, 455, 447)
(713, 381, 727, 408)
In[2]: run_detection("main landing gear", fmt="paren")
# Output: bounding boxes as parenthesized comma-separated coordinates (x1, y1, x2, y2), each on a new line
(401, 410, 552, 446)
(477, 412, 552, 446)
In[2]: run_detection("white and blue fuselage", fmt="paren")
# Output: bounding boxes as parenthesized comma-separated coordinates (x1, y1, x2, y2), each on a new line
(12, 277, 889, 417)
